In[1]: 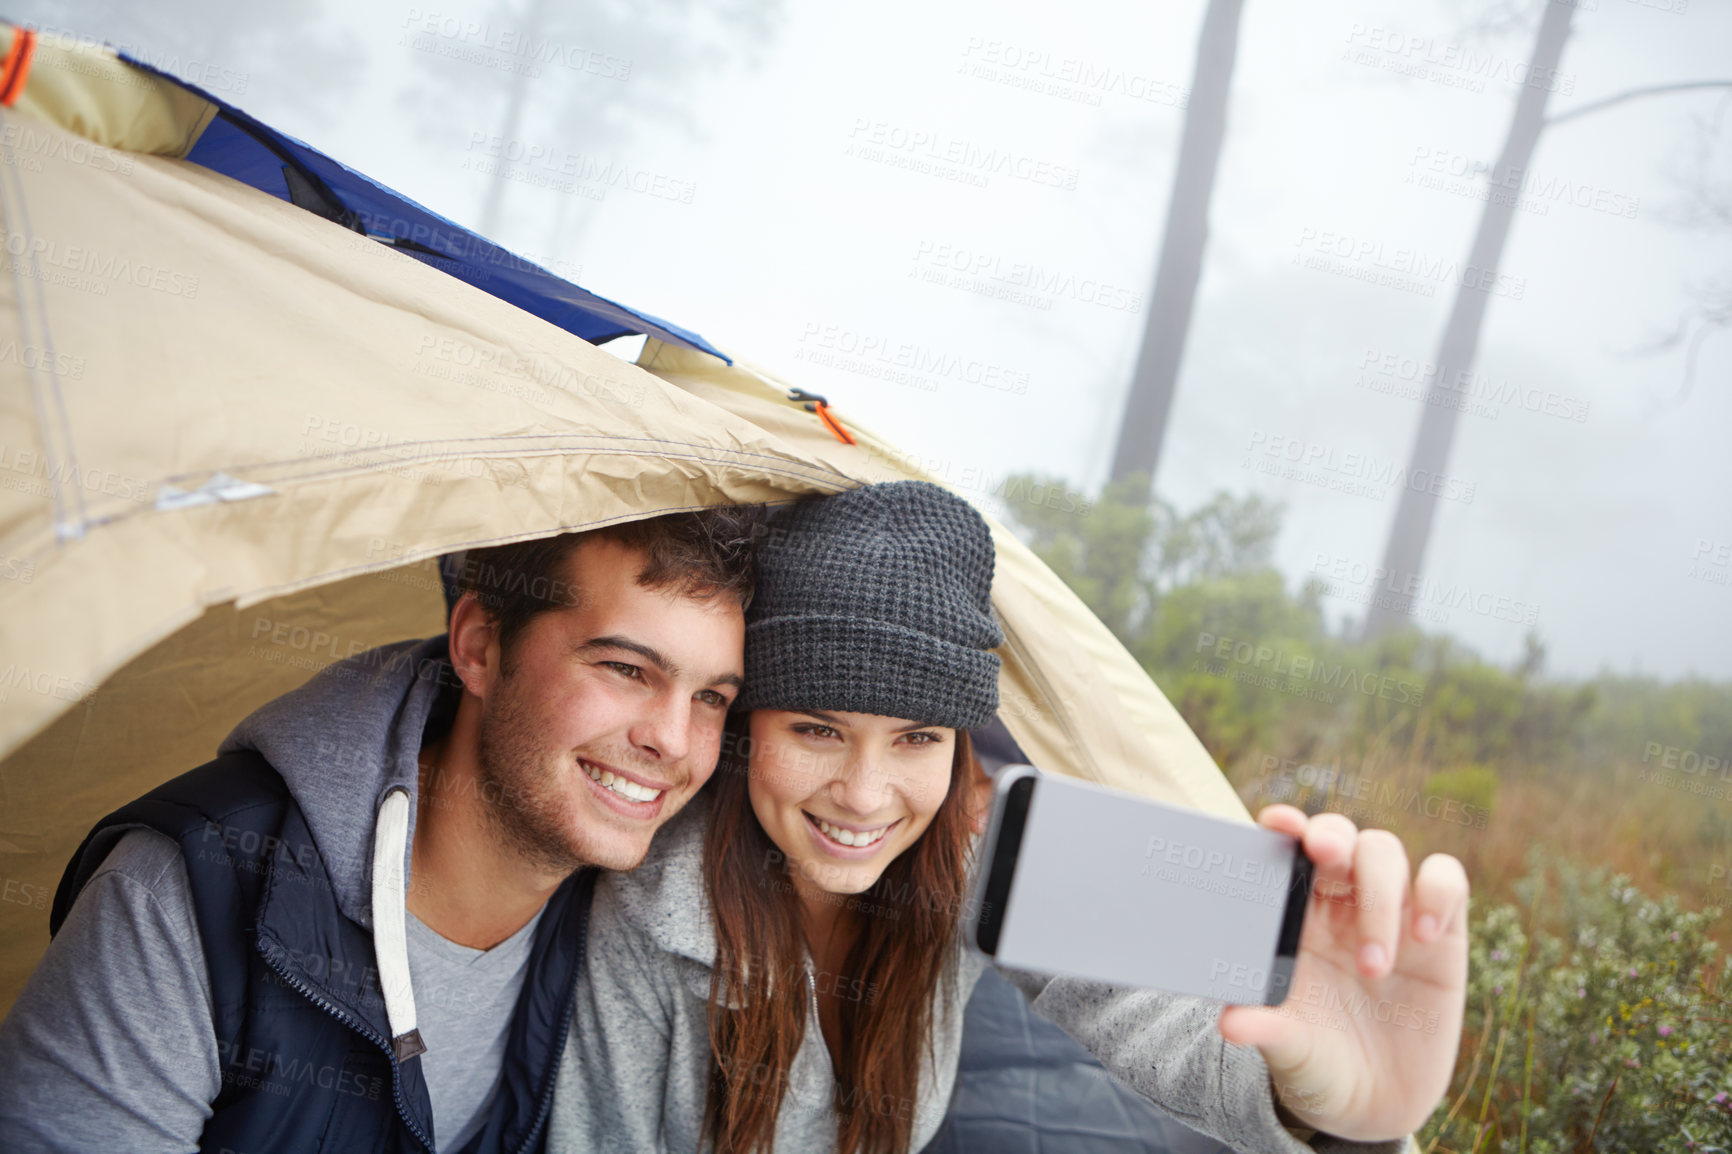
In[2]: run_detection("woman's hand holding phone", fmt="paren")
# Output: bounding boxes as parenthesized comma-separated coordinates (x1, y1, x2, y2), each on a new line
(1217, 806, 1470, 1144)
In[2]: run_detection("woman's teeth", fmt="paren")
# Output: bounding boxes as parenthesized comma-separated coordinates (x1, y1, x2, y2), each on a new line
(815, 818, 890, 848)
(582, 762, 663, 803)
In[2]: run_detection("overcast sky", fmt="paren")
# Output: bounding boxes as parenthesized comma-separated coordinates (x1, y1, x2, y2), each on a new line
(23, 0, 1732, 679)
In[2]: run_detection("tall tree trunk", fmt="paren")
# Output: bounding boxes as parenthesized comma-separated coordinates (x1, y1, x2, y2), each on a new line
(477, 0, 555, 238)
(1362, 0, 1574, 641)
(1107, 0, 1245, 490)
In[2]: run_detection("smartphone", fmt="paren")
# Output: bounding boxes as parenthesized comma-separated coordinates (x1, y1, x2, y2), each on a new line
(967, 766, 1311, 1006)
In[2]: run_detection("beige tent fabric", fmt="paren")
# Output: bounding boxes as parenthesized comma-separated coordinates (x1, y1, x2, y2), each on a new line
(0, 41, 1242, 1012)
(633, 340, 1241, 814)
(6, 26, 217, 157)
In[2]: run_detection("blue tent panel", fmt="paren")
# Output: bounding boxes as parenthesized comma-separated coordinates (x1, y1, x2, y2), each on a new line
(119, 54, 728, 363)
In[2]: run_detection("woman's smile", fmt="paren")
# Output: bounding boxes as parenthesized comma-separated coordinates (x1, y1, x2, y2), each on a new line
(804, 811, 902, 855)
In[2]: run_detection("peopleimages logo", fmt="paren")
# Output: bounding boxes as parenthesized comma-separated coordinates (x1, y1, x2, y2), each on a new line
(910, 240, 1143, 313)
(0, 233, 201, 299)
(1260, 757, 1489, 831)
(1342, 23, 1575, 95)
(1688, 538, 1731, 589)
(0, 663, 99, 706)
(0, 443, 152, 505)
(1293, 228, 1525, 301)
(1193, 633, 1426, 705)
(1641, 741, 1731, 782)
(793, 322, 1030, 395)
(1309, 551, 1540, 628)
(399, 9, 632, 79)
(844, 119, 1080, 191)
(29, 27, 250, 95)
(0, 121, 136, 176)
(1354, 347, 1590, 424)
(461, 132, 697, 205)
(855, 445, 1093, 522)
(1637, 740, 1732, 801)
(956, 37, 1189, 109)
(1406, 146, 1639, 220)
(0, 341, 87, 379)
(1244, 429, 1478, 505)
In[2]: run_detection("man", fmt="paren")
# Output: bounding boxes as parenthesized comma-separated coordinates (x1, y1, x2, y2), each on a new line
(0, 507, 760, 1153)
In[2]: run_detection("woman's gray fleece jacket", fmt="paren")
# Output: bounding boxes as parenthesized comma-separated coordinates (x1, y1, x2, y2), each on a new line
(546, 794, 1411, 1154)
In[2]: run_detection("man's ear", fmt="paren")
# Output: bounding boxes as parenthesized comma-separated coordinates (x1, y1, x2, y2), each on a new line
(447, 591, 500, 699)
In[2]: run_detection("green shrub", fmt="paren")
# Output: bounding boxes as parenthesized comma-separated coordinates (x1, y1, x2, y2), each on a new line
(1424, 765, 1499, 818)
(995, 479, 1732, 1150)
(1422, 859, 1732, 1152)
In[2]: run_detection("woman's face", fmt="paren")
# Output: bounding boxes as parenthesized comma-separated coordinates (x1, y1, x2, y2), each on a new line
(746, 709, 955, 899)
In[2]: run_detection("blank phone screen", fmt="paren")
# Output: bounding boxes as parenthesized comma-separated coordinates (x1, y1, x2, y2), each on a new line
(991, 772, 1301, 1004)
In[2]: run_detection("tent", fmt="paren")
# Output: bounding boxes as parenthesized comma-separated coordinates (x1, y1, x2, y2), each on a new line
(0, 25, 1246, 1014)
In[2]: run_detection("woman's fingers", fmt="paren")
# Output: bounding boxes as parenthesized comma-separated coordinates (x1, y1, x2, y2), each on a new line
(1218, 1002, 1313, 1071)
(1299, 812, 1361, 905)
(1411, 852, 1470, 945)
(1349, 829, 1409, 977)
(1255, 803, 1309, 839)
(1255, 806, 1416, 977)
(1258, 806, 1361, 932)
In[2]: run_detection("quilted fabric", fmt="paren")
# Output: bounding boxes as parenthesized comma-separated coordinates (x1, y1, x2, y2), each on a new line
(920, 968, 1235, 1154)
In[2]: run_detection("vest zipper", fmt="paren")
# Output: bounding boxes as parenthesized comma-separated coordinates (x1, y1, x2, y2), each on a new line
(258, 945, 436, 1153)
(804, 955, 821, 1033)
(509, 871, 594, 1154)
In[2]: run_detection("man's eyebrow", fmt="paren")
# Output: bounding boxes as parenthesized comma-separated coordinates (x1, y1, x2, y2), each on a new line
(577, 635, 679, 677)
(579, 635, 742, 689)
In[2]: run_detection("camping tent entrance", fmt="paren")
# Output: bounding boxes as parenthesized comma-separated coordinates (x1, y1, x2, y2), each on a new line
(0, 28, 1242, 1014)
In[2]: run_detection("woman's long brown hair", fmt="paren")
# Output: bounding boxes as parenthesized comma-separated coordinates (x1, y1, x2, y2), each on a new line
(702, 711, 975, 1154)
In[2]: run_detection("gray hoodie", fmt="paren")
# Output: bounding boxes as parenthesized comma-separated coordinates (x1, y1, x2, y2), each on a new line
(547, 794, 1411, 1154)
(0, 637, 529, 1152)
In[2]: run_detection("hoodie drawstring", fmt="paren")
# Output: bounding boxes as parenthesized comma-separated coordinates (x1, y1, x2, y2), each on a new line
(372, 787, 426, 1061)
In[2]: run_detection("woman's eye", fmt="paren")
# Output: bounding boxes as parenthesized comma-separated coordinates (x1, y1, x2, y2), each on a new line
(903, 732, 938, 745)
(794, 724, 838, 739)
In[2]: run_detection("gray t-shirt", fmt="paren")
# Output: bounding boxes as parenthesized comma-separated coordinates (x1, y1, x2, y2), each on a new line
(0, 828, 541, 1153)
(406, 905, 543, 1151)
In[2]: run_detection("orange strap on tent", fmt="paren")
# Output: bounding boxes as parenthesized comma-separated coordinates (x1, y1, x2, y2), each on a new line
(812, 401, 856, 446)
(788, 389, 856, 446)
(0, 28, 37, 108)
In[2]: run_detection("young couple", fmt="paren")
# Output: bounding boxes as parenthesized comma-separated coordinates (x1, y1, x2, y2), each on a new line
(0, 481, 1466, 1154)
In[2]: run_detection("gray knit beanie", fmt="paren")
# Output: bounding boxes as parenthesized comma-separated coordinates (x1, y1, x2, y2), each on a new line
(735, 481, 1003, 730)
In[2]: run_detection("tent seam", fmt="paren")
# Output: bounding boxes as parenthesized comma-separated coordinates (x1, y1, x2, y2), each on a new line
(64, 451, 860, 541)
(154, 433, 858, 488)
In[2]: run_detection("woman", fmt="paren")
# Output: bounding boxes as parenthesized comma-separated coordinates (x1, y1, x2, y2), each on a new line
(548, 481, 1467, 1154)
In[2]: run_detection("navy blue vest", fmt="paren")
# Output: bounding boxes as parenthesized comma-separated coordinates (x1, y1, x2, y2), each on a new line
(51, 749, 595, 1154)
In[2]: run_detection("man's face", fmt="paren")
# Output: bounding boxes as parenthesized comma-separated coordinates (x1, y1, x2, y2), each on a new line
(468, 538, 745, 874)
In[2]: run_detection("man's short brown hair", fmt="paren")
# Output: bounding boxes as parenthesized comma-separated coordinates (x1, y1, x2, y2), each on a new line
(454, 506, 763, 661)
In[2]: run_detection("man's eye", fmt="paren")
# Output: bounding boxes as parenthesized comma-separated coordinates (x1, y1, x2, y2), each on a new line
(696, 689, 729, 708)
(603, 661, 644, 680)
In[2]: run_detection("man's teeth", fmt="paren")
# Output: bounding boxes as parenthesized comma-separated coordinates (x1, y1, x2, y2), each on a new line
(815, 818, 890, 849)
(582, 762, 664, 803)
